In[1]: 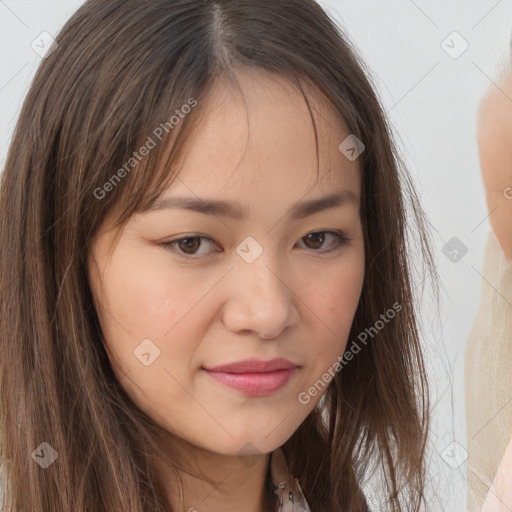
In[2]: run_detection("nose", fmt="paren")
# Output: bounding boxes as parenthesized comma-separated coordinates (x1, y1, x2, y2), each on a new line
(221, 253, 301, 339)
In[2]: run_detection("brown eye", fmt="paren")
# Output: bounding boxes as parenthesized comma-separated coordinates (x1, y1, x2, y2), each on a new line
(177, 237, 201, 254)
(302, 232, 325, 249)
(297, 231, 350, 253)
(160, 235, 219, 258)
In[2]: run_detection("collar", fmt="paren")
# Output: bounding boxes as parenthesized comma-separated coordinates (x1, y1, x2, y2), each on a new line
(270, 447, 311, 511)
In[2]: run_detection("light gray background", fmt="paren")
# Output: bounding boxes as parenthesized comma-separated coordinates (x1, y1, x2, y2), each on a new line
(1, 1, 511, 510)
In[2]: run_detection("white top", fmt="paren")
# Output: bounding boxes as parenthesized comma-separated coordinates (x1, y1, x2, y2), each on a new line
(465, 229, 512, 510)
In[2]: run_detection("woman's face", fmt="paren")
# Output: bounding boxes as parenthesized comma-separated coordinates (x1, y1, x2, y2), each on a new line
(87, 68, 365, 458)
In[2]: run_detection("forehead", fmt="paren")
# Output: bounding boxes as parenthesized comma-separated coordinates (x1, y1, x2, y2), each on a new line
(155, 67, 361, 210)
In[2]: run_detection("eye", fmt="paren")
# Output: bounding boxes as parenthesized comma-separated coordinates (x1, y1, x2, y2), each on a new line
(159, 235, 220, 258)
(159, 230, 350, 259)
(296, 231, 350, 253)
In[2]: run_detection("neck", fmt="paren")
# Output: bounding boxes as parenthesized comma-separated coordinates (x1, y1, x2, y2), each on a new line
(157, 446, 273, 512)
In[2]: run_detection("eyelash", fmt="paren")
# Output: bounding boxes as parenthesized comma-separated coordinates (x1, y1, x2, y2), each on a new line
(159, 230, 350, 259)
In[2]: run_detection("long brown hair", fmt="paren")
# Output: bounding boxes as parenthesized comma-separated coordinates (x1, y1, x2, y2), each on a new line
(0, 1, 437, 510)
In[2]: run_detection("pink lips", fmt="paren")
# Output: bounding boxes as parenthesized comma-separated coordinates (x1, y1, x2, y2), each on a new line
(202, 358, 298, 397)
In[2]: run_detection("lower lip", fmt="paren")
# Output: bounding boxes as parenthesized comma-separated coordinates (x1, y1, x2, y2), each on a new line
(202, 368, 296, 396)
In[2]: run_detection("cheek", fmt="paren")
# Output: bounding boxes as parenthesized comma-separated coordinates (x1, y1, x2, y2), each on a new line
(96, 247, 213, 340)
(89, 251, 207, 421)
(87, 249, 208, 396)
(303, 259, 364, 365)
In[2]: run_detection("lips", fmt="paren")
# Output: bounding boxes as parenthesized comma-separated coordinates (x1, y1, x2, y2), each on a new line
(203, 357, 298, 373)
(202, 358, 299, 396)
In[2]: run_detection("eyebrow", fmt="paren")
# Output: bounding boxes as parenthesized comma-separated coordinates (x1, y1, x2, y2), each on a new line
(145, 190, 357, 220)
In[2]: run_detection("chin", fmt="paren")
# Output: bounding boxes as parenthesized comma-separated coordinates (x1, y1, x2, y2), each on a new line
(185, 432, 281, 459)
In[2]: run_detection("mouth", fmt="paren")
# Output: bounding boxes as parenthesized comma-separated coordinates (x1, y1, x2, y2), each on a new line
(202, 367, 297, 397)
(202, 357, 298, 373)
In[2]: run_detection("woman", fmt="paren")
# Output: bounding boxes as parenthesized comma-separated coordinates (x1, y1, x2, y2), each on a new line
(465, 39, 512, 512)
(0, 1, 436, 511)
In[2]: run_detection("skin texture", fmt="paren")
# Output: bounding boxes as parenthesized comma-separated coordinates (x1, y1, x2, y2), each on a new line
(87, 68, 365, 512)
(477, 60, 512, 263)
